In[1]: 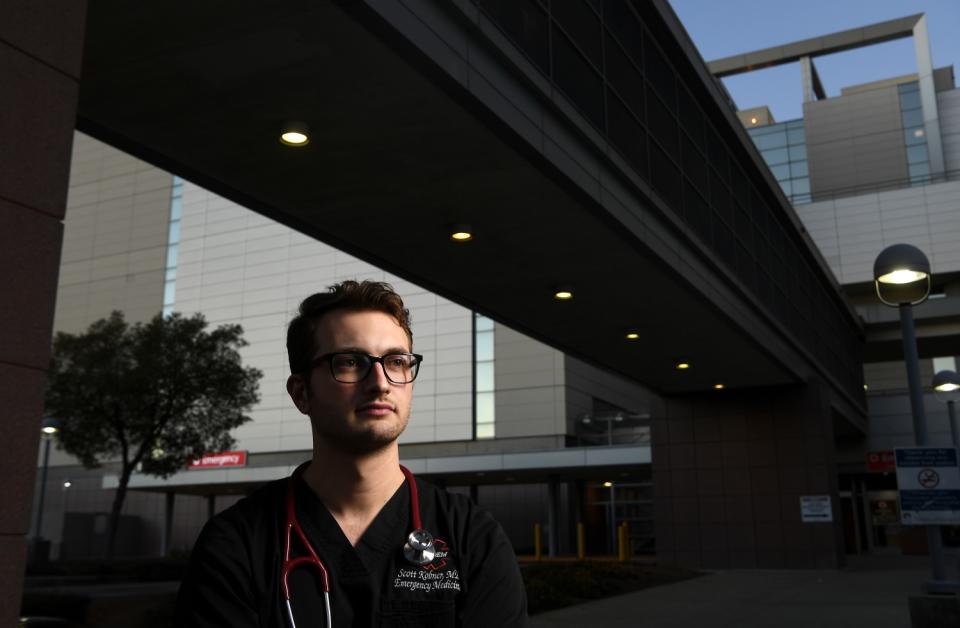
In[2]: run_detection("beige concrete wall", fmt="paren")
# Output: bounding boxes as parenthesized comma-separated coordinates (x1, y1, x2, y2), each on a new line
(493, 324, 567, 438)
(173, 181, 475, 449)
(795, 179, 960, 284)
(54, 132, 172, 333)
(803, 85, 908, 197)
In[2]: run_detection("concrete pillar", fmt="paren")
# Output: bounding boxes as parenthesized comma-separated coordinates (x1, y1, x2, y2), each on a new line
(162, 492, 175, 557)
(0, 3, 87, 625)
(546, 480, 560, 557)
(652, 379, 845, 569)
(912, 15, 946, 177)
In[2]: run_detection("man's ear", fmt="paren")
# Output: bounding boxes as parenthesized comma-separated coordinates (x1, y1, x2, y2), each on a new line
(286, 373, 311, 415)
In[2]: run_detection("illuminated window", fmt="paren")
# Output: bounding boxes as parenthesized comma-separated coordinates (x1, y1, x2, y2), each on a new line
(474, 314, 495, 439)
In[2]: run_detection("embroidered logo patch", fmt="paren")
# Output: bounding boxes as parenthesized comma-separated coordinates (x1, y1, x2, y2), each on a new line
(393, 537, 461, 593)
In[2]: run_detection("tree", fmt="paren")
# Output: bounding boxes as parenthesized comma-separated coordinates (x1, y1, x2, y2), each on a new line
(45, 311, 262, 559)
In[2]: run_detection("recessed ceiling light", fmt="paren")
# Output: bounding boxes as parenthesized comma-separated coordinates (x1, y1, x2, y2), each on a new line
(602, 481, 613, 488)
(750, 116, 758, 125)
(554, 289, 573, 300)
(625, 332, 640, 340)
(676, 362, 690, 370)
(280, 121, 310, 146)
(914, 128, 925, 138)
(450, 225, 473, 242)
(713, 383, 725, 390)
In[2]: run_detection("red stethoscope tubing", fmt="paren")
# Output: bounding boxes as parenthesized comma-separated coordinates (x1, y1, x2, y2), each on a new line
(281, 462, 425, 628)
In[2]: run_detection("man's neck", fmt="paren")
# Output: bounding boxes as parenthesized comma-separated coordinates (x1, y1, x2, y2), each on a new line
(302, 443, 405, 546)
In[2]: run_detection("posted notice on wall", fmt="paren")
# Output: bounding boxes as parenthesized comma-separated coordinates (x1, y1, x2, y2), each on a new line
(895, 447, 960, 525)
(800, 495, 833, 523)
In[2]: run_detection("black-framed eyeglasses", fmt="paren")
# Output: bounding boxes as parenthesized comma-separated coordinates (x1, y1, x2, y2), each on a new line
(307, 352, 423, 384)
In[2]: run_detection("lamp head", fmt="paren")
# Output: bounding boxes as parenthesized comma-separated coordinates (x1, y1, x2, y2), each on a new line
(933, 370, 960, 403)
(874, 243, 931, 306)
(41, 416, 60, 436)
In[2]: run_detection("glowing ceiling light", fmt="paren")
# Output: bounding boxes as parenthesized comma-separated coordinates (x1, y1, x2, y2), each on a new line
(554, 289, 573, 301)
(280, 121, 310, 146)
(676, 362, 690, 370)
(625, 332, 640, 340)
(603, 481, 613, 488)
(713, 383, 725, 390)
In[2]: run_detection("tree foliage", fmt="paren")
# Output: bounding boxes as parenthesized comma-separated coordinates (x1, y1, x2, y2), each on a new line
(45, 311, 262, 557)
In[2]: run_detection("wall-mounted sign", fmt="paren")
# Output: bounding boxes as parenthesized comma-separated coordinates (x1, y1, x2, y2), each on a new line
(189, 451, 248, 470)
(866, 450, 896, 473)
(870, 499, 900, 525)
(800, 495, 833, 523)
(895, 447, 960, 525)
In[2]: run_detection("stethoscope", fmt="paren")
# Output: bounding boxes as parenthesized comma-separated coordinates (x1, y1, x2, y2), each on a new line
(281, 462, 436, 628)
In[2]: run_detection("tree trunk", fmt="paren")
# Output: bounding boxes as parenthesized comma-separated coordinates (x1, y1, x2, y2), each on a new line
(105, 463, 134, 560)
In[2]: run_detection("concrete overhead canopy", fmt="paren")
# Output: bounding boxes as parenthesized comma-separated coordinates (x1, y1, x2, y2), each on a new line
(707, 14, 923, 78)
(76, 0, 865, 419)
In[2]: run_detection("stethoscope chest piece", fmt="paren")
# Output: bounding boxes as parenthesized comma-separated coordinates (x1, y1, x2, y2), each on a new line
(403, 528, 436, 565)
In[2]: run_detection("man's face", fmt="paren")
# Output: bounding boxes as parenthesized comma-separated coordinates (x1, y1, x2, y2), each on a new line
(287, 309, 414, 454)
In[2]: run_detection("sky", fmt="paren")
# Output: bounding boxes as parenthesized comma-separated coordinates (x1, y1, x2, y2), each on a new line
(668, 0, 960, 122)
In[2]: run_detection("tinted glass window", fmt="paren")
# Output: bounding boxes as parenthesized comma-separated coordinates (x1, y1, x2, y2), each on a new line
(553, 26, 604, 129)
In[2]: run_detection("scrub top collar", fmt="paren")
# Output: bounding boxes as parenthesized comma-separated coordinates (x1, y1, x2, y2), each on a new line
(293, 473, 411, 573)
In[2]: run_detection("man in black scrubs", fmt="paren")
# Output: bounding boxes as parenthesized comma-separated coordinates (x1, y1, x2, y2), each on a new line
(175, 281, 528, 627)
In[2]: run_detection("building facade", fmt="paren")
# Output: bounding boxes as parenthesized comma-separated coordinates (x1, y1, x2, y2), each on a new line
(714, 14, 960, 554)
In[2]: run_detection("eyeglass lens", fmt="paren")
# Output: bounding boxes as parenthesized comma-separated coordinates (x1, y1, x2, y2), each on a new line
(330, 353, 419, 383)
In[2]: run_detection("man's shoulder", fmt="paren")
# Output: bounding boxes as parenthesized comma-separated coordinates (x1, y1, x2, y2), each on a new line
(200, 475, 287, 540)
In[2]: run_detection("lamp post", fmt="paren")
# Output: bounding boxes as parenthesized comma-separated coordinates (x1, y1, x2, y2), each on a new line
(32, 417, 60, 562)
(933, 370, 960, 448)
(874, 244, 951, 591)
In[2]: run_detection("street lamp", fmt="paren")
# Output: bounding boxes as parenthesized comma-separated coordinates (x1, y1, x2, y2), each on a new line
(933, 370, 960, 449)
(32, 417, 60, 562)
(874, 244, 949, 590)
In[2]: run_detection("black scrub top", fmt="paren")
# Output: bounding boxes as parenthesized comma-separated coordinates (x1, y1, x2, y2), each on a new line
(175, 473, 528, 628)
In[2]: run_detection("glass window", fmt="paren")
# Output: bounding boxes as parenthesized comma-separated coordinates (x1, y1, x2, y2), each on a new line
(165, 243, 178, 269)
(786, 129, 804, 146)
(753, 131, 788, 151)
(791, 178, 810, 195)
(906, 144, 929, 164)
(168, 220, 181, 244)
(778, 179, 793, 196)
(476, 392, 495, 426)
(552, 26, 604, 129)
(769, 163, 790, 180)
(475, 331, 494, 362)
(899, 90, 922, 111)
(898, 81, 919, 94)
(788, 144, 807, 161)
(790, 161, 809, 178)
(476, 315, 494, 332)
(762, 147, 789, 166)
(905, 126, 926, 146)
(476, 422, 495, 439)
(163, 280, 176, 307)
(165, 268, 177, 282)
(793, 192, 812, 204)
(553, 0, 601, 67)
(476, 362, 494, 392)
(909, 162, 931, 180)
(902, 108, 924, 128)
(169, 196, 182, 221)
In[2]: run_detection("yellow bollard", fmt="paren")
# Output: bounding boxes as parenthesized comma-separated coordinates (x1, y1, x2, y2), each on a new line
(576, 522, 586, 560)
(534, 523, 542, 561)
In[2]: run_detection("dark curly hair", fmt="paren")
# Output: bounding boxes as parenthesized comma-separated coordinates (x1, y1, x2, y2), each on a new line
(286, 280, 413, 374)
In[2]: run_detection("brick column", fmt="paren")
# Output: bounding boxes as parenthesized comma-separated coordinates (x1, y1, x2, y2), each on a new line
(652, 380, 845, 569)
(0, 2, 87, 624)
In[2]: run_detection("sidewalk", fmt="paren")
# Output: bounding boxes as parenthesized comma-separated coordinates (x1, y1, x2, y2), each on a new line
(530, 555, 955, 628)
